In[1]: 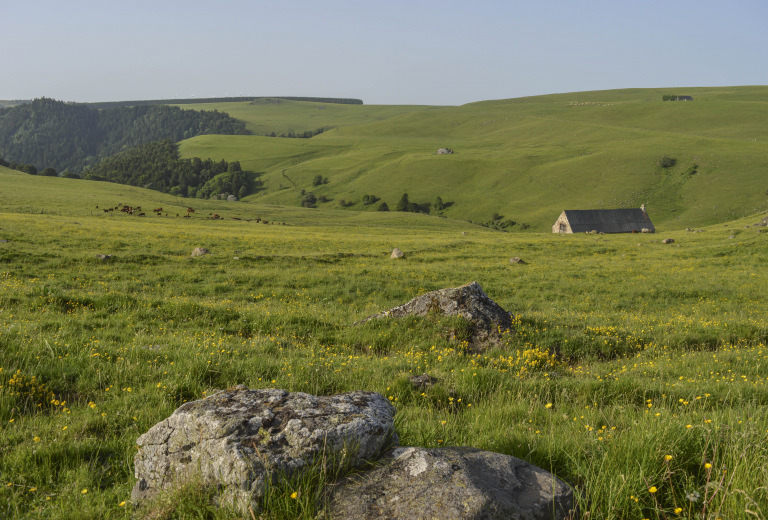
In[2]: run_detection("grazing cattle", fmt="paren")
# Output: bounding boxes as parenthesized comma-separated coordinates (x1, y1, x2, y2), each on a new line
(153, 207, 162, 213)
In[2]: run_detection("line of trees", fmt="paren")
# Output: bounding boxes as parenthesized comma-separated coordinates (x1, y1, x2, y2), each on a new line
(86, 97, 362, 110)
(395, 193, 446, 214)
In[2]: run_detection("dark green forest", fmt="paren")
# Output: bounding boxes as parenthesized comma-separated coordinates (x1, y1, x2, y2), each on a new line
(0, 98, 248, 173)
(84, 139, 257, 199)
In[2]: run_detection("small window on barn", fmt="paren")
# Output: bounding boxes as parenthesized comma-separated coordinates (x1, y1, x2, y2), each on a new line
(559, 223, 567, 233)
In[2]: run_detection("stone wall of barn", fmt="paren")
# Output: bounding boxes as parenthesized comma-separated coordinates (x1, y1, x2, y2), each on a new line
(552, 212, 571, 233)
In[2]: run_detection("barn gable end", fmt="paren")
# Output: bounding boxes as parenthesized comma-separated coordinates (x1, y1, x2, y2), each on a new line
(553, 208, 655, 234)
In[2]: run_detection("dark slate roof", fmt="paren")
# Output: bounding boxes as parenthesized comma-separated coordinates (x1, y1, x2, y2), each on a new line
(564, 208, 655, 233)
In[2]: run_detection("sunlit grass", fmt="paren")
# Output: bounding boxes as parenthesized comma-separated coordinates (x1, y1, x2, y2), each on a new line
(1, 204, 767, 518)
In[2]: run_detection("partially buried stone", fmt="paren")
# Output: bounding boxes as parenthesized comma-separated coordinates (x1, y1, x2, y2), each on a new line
(191, 247, 210, 257)
(329, 446, 576, 520)
(390, 247, 405, 259)
(409, 373, 438, 389)
(358, 281, 512, 346)
(131, 386, 397, 514)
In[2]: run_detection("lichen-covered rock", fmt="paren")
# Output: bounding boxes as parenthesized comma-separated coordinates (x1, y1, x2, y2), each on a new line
(390, 247, 405, 259)
(191, 247, 210, 257)
(132, 386, 397, 513)
(358, 281, 512, 345)
(329, 447, 576, 520)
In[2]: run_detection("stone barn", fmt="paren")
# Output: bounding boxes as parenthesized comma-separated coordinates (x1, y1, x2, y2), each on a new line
(552, 206, 655, 234)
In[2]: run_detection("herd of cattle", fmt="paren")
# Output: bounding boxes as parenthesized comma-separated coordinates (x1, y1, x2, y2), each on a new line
(95, 204, 274, 224)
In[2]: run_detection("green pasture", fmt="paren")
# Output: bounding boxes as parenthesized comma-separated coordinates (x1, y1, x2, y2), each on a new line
(1, 171, 767, 518)
(177, 87, 768, 230)
(176, 100, 431, 136)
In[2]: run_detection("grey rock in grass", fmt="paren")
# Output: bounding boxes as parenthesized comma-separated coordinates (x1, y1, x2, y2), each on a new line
(95, 254, 114, 261)
(390, 247, 405, 259)
(329, 446, 576, 520)
(661, 238, 675, 244)
(409, 373, 438, 389)
(132, 386, 397, 514)
(191, 247, 210, 257)
(509, 256, 527, 265)
(358, 281, 512, 345)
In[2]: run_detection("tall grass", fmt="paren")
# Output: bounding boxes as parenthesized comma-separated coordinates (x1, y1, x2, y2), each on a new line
(1, 183, 767, 518)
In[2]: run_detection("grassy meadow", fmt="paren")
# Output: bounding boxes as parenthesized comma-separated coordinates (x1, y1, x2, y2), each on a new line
(1, 169, 767, 519)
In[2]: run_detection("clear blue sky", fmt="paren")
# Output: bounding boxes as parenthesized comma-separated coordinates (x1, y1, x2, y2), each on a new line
(3, 0, 767, 105)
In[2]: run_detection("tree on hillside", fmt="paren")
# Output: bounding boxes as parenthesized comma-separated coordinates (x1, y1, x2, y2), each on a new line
(432, 196, 444, 213)
(396, 193, 410, 212)
(658, 156, 677, 168)
(302, 192, 317, 208)
(378, 201, 389, 211)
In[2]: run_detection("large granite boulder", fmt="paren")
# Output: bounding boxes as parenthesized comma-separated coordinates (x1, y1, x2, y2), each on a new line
(132, 386, 397, 513)
(330, 446, 576, 520)
(358, 281, 512, 345)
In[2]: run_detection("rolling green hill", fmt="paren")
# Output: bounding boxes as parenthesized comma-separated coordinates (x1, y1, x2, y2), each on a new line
(177, 87, 768, 230)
